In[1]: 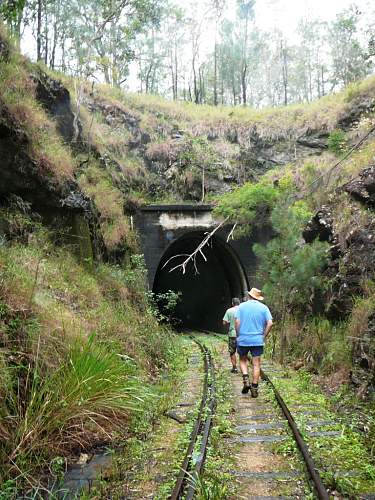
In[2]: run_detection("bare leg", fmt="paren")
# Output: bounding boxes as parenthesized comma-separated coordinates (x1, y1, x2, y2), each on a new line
(252, 356, 261, 384)
(239, 355, 248, 375)
(230, 353, 237, 369)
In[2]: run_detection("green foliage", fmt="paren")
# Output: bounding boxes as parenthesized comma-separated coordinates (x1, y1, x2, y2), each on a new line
(270, 366, 375, 497)
(214, 180, 280, 231)
(9, 337, 141, 471)
(0, 220, 178, 487)
(146, 289, 182, 324)
(0, 1, 24, 22)
(327, 129, 347, 155)
(254, 201, 329, 313)
(194, 474, 228, 500)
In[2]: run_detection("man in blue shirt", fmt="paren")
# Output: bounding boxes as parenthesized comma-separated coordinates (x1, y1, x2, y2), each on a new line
(235, 287, 273, 398)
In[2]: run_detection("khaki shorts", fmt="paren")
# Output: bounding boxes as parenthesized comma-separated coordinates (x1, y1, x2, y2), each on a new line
(228, 337, 237, 356)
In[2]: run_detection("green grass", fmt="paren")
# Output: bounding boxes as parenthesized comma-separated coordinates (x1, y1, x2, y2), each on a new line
(93, 73, 375, 141)
(10, 338, 141, 468)
(0, 218, 178, 492)
(268, 367, 375, 497)
(77, 161, 138, 251)
(195, 337, 237, 500)
(0, 46, 75, 183)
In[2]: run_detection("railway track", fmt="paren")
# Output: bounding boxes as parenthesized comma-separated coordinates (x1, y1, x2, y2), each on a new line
(195, 330, 330, 499)
(170, 335, 216, 500)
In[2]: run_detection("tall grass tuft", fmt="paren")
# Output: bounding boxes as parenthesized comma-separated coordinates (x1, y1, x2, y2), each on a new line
(10, 337, 142, 467)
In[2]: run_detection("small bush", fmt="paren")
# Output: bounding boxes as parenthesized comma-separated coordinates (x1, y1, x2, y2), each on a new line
(213, 180, 280, 232)
(327, 129, 347, 155)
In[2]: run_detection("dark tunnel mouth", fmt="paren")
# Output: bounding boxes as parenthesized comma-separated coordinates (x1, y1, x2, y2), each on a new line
(152, 231, 248, 332)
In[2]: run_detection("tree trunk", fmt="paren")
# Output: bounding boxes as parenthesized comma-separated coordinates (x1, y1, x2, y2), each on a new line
(201, 166, 205, 202)
(174, 43, 178, 99)
(198, 65, 205, 104)
(145, 63, 153, 93)
(50, 0, 60, 70)
(280, 299, 287, 365)
(192, 59, 199, 104)
(43, 0, 48, 65)
(281, 40, 288, 106)
(241, 64, 247, 106)
(213, 41, 218, 106)
(37, 0, 43, 61)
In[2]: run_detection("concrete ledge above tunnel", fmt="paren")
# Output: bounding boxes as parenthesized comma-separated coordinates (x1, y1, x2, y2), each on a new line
(152, 231, 248, 332)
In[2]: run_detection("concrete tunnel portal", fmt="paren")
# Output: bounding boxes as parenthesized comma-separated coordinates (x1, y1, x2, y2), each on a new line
(152, 231, 249, 332)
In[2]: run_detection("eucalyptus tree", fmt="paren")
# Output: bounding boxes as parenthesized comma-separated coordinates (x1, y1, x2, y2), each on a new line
(64, 0, 163, 85)
(217, 19, 242, 105)
(236, 0, 255, 105)
(329, 6, 371, 88)
(297, 18, 328, 100)
(0, 0, 26, 39)
(210, 0, 226, 105)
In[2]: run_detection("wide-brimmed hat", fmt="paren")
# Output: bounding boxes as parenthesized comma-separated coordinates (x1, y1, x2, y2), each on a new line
(248, 288, 264, 301)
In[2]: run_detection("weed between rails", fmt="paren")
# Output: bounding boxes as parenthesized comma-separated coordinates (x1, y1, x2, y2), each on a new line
(269, 368, 375, 497)
(92, 338, 197, 499)
(193, 336, 237, 500)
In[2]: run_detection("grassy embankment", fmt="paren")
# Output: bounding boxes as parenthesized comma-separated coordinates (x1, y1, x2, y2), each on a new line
(0, 205, 182, 495)
(0, 28, 182, 496)
(0, 27, 136, 254)
(46, 54, 375, 205)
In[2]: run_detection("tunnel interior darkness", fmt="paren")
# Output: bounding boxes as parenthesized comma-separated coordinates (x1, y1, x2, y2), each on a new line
(153, 232, 248, 332)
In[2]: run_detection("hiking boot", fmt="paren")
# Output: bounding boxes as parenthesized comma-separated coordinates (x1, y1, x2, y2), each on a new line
(231, 367, 238, 373)
(242, 375, 250, 394)
(250, 384, 259, 398)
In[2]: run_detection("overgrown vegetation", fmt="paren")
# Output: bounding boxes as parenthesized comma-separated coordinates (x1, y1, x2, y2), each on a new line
(0, 40, 74, 183)
(0, 207, 177, 493)
(269, 368, 375, 497)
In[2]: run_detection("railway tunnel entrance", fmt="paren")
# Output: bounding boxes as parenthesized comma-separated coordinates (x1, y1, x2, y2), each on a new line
(153, 231, 248, 331)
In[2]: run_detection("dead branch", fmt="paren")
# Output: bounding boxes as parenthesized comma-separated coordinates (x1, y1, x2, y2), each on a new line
(161, 217, 230, 274)
(226, 223, 237, 242)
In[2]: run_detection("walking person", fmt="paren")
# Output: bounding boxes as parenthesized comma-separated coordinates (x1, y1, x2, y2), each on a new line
(223, 297, 240, 373)
(235, 288, 273, 397)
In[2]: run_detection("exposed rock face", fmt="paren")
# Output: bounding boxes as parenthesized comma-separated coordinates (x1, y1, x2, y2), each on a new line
(83, 93, 336, 202)
(0, 79, 86, 213)
(303, 206, 336, 244)
(305, 167, 375, 391)
(0, 111, 60, 208)
(33, 69, 77, 143)
(304, 203, 375, 318)
(338, 95, 375, 130)
(297, 131, 328, 149)
(328, 223, 375, 318)
(344, 165, 375, 207)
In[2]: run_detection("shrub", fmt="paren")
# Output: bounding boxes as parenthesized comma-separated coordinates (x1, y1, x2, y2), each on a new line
(327, 129, 347, 155)
(254, 201, 330, 363)
(213, 180, 280, 233)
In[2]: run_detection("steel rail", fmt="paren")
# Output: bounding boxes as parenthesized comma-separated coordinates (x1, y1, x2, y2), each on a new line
(197, 329, 329, 499)
(260, 370, 329, 500)
(169, 335, 216, 500)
